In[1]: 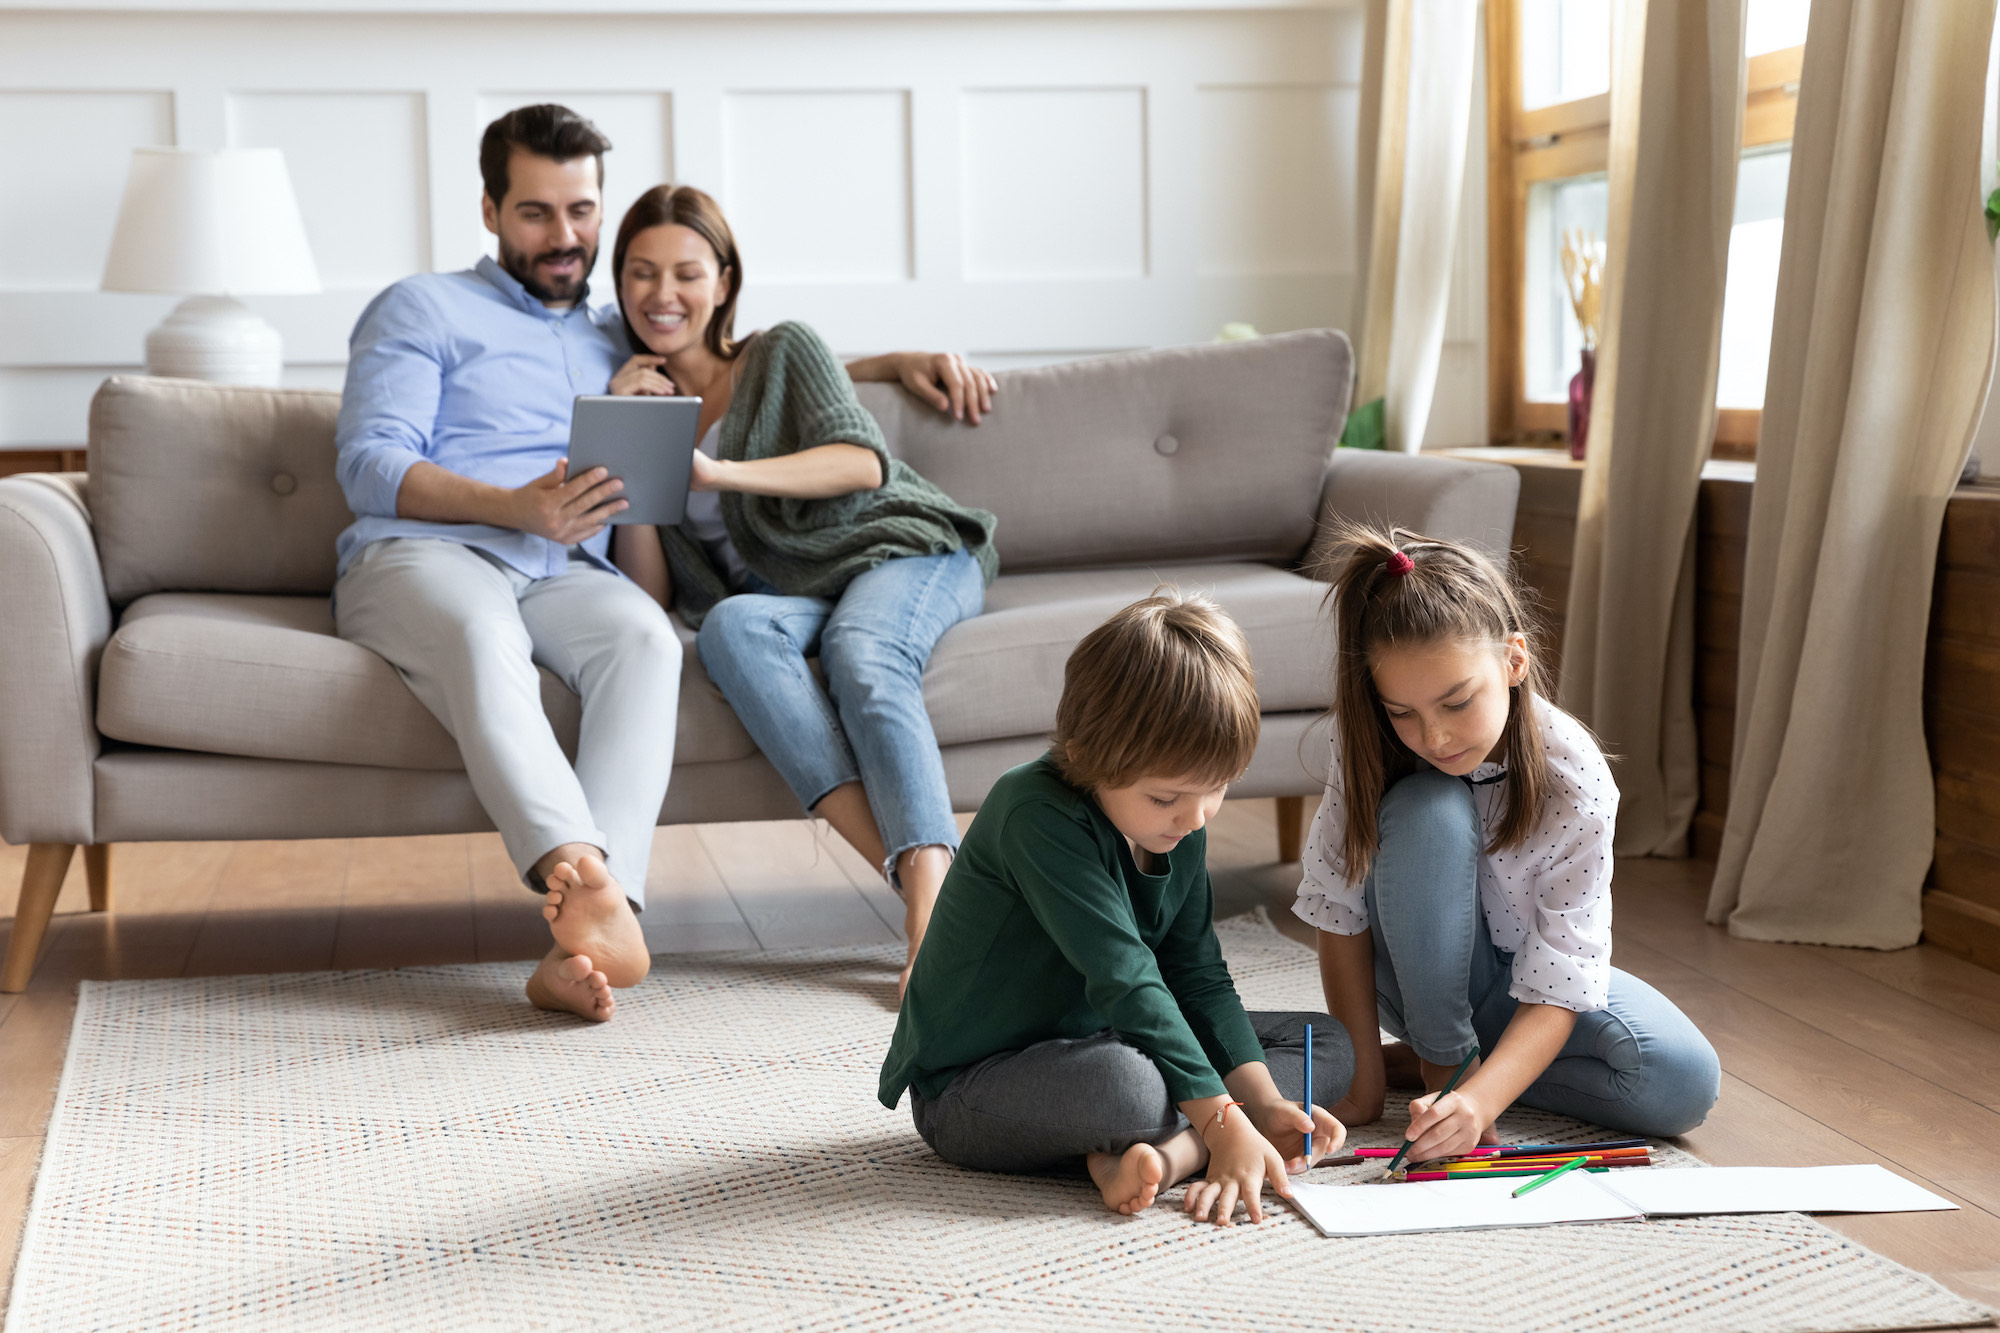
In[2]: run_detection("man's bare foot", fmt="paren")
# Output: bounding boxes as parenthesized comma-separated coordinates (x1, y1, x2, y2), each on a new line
(1382, 1041, 1426, 1090)
(526, 948, 615, 1022)
(543, 853, 650, 988)
(1087, 1142, 1167, 1216)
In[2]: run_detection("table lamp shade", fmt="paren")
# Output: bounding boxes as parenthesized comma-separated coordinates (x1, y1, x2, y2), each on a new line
(101, 148, 321, 385)
(102, 148, 321, 295)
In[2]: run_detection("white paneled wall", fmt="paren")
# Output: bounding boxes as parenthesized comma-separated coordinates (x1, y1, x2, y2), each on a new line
(0, 2, 1496, 448)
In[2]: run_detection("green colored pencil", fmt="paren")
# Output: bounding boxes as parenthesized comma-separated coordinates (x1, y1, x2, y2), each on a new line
(1511, 1154, 1590, 1198)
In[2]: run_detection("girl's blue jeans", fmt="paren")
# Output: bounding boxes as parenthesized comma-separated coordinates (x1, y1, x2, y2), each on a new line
(1363, 770, 1721, 1137)
(696, 550, 984, 879)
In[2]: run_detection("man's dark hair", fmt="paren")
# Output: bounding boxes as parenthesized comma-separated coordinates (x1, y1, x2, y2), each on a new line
(479, 104, 612, 204)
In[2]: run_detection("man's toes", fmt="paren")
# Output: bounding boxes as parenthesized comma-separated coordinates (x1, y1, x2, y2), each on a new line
(558, 953, 595, 982)
(574, 853, 616, 891)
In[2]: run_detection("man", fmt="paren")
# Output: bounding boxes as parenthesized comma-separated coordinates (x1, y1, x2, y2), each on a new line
(334, 104, 994, 1023)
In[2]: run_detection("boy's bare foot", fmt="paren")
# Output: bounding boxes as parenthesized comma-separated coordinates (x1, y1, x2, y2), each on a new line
(542, 852, 650, 988)
(1382, 1041, 1426, 1090)
(1087, 1142, 1167, 1216)
(526, 948, 615, 1022)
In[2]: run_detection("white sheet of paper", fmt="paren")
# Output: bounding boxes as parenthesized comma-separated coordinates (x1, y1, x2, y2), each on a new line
(1600, 1165, 1958, 1217)
(1286, 1171, 1643, 1237)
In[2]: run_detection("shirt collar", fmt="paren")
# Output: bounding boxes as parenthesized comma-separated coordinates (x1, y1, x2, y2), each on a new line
(475, 254, 591, 319)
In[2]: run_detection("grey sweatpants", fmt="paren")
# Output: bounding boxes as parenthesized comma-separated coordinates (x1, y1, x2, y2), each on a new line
(335, 538, 681, 905)
(910, 1011, 1357, 1175)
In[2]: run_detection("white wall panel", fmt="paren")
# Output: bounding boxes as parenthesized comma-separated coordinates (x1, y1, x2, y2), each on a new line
(723, 90, 911, 283)
(1195, 84, 1352, 276)
(960, 88, 1147, 280)
(474, 92, 673, 293)
(0, 91, 174, 292)
(227, 92, 430, 289)
(0, 8, 1410, 446)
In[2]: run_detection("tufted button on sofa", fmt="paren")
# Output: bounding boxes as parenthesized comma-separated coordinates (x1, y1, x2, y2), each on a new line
(0, 329, 1518, 989)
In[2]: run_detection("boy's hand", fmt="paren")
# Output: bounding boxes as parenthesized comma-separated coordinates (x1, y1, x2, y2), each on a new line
(1184, 1115, 1290, 1227)
(1245, 1096, 1347, 1173)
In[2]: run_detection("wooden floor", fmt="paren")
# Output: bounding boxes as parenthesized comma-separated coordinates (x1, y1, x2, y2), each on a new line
(3, 801, 1999, 1315)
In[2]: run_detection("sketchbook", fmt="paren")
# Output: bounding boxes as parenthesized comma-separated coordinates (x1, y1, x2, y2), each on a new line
(1286, 1172, 1642, 1238)
(1599, 1165, 1959, 1217)
(1287, 1164, 1960, 1238)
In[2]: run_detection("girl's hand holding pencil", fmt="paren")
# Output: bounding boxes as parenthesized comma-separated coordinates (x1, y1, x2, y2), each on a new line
(1402, 1082, 1501, 1163)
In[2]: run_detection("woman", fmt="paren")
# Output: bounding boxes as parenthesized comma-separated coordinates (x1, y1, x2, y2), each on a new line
(607, 184, 1000, 995)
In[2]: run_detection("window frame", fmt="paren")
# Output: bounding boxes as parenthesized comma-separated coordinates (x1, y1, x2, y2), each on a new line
(1486, 0, 1802, 459)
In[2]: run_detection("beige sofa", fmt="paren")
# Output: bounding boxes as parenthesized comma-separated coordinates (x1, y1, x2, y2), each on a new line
(0, 329, 1518, 990)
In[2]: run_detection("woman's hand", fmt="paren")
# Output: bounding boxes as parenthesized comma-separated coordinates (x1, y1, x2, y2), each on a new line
(1184, 1114, 1290, 1227)
(1244, 1095, 1347, 1173)
(893, 352, 997, 424)
(1400, 1086, 1501, 1163)
(689, 450, 723, 492)
(611, 354, 677, 397)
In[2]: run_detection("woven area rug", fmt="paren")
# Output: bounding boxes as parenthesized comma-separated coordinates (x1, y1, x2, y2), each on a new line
(8, 914, 1994, 1333)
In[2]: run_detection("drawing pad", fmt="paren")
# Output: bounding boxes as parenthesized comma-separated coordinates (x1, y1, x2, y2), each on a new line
(566, 395, 702, 525)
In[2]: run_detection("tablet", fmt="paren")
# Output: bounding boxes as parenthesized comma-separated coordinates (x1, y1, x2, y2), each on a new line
(566, 395, 703, 525)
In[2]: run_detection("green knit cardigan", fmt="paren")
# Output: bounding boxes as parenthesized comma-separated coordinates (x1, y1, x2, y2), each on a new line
(662, 321, 1000, 627)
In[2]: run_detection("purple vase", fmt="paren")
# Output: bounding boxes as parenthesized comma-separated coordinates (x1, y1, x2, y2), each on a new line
(1568, 348, 1597, 462)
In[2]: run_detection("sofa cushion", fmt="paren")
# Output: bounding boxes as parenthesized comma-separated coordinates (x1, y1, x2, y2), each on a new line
(857, 328, 1351, 573)
(89, 378, 351, 604)
(922, 561, 1334, 748)
(96, 593, 758, 769)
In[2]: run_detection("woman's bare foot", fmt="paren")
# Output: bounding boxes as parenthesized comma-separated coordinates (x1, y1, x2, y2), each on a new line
(542, 853, 650, 988)
(1087, 1142, 1167, 1216)
(525, 948, 615, 1022)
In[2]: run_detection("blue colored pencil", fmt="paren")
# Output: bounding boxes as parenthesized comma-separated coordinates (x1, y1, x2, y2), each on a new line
(1303, 1023, 1314, 1159)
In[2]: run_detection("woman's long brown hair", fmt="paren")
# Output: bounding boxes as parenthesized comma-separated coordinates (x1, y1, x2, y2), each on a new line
(1320, 520, 1553, 881)
(611, 184, 743, 362)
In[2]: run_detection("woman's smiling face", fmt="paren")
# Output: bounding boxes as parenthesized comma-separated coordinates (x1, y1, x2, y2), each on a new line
(1368, 634, 1529, 775)
(619, 223, 731, 357)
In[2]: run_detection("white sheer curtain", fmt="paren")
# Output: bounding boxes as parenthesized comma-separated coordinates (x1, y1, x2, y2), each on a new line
(1354, 0, 1479, 454)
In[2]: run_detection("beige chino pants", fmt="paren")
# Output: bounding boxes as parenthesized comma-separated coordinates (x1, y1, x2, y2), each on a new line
(335, 538, 681, 906)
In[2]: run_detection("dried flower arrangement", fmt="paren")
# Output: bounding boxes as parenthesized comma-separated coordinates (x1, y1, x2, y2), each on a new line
(1561, 227, 1604, 350)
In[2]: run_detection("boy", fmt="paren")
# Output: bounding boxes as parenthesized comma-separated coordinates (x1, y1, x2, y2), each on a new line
(878, 591, 1356, 1225)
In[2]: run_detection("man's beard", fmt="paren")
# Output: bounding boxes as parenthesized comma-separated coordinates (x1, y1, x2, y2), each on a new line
(499, 237, 596, 303)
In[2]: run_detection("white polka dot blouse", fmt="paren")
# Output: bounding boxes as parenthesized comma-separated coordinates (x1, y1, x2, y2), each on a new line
(1291, 700, 1617, 1013)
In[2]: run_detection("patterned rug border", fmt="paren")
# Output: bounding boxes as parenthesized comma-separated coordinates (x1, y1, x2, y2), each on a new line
(7, 913, 1995, 1333)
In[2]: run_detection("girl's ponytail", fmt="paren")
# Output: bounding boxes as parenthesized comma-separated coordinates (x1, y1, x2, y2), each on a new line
(1317, 520, 1554, 880)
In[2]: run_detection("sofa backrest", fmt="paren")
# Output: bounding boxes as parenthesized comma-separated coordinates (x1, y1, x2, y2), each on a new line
(88, 327, 1352, 602)
(91, 377, 349, 604)
(857, 328, 1351, 573)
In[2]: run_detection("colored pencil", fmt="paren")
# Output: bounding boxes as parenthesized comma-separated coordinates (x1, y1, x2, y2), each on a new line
(1512, 1155, 1591, 1198)
(1303, 1023, 1314, 1160)
(1380, 1048, 1478, 1180)
(1404, 1166, 1611, 1183)
(1354, 1144, 1649, 1161)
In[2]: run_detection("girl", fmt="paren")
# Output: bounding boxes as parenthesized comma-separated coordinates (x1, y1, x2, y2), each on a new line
(1299, 524, 1718, 1162)
(604, 186, 998, 992)
(881, 592, 1354, 1226)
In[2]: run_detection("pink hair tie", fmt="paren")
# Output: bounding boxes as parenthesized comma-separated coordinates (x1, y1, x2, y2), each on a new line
(1385, 550, 1415, 577)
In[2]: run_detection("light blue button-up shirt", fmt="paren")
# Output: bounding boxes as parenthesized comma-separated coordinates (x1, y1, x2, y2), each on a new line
(333, 255, 630, 578)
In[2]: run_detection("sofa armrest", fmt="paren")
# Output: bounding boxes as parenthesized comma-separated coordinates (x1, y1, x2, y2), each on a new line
(1311, 448, 1522, 569)
(0, 473, 107, 845)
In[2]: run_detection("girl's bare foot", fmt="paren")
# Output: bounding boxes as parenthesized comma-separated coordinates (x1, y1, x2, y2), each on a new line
(1382, 1041, 1426, 1090)
(543, 853, 650, 988)
(525, 948, 615, 1022)
(1087, 1142, 1167, 1215)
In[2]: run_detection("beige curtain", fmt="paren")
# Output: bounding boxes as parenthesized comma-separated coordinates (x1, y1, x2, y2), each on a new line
(1354, 0, 1479, 454)
(1560, 1, 1745, 857)
(1708, 0, 1998, 947)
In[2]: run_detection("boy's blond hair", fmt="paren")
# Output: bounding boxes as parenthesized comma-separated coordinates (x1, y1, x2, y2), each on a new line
(1051, 589, 1260, 792)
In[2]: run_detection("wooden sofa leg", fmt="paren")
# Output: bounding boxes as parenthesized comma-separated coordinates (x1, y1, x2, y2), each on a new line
(85, 844, 113, 912)
(2, 843, 77, 993)
(1276, 796, 1305, 864)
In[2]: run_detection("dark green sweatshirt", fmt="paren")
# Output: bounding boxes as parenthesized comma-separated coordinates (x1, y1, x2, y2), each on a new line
(878, 756, 1267, 1109)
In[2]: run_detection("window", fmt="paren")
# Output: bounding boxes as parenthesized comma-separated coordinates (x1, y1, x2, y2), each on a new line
(1487, 0, 1806, 458)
